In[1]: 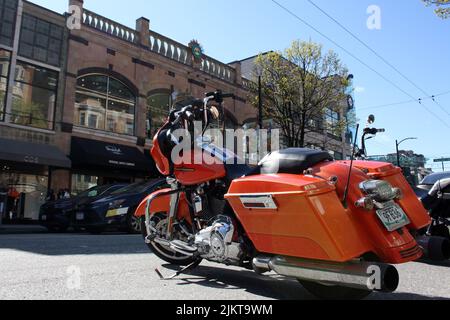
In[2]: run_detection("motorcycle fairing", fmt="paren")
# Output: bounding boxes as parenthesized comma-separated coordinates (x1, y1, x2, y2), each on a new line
(135, 189, 192, 224)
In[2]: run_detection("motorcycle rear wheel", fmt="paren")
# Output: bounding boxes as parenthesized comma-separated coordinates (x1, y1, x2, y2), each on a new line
(299, 280, 372, 300)
(140, 215, 201, 267)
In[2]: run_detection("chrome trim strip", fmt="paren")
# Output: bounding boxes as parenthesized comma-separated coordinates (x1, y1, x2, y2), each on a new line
(239, 195, 278, 210)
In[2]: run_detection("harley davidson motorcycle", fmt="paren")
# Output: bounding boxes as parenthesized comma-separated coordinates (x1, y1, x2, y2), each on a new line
(135, 90, 447, 299)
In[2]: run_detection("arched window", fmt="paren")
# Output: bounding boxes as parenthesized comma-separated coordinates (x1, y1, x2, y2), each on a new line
(147, 90, 171, 139)
(75, 74, 136, 135)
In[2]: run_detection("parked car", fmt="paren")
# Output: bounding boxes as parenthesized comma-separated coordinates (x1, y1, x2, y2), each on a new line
(72, 179, 167, 234)
(39, 184, 127, 232)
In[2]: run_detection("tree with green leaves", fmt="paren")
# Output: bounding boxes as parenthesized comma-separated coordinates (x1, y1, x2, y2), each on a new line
(423, 0, 450, 18)
(248, 40, 351, 149)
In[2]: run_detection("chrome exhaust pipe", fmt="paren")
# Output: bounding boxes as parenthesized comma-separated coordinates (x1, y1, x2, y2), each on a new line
(253, 256, 399, 293)
(416, 236, 450, 261)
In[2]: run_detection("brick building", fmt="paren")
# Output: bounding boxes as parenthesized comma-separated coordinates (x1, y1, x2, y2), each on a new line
(0, 0, 255, 222)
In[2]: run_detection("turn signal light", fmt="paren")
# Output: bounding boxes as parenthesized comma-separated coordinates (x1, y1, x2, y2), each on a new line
(355, 197, 375, 211)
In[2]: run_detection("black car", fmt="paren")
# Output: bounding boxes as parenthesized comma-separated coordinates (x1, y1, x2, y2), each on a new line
(39, 184, 127, 232)
(418, 172, 450, 190)
(72, 179, 166, 234)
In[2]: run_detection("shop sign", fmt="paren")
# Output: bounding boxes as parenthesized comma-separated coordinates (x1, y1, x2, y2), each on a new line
(108, 160, 136, 167)
(24, 156, 39, 164)
(105, 146, 124, 156)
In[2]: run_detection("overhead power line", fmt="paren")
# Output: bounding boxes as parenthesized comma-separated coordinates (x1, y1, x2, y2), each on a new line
(270, 0, 450, 129)
(306, 0, 450, 117)
(359, 90, 450, 111)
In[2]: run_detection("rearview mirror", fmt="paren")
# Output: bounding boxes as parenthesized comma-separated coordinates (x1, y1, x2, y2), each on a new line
(368, 115, 375, 125)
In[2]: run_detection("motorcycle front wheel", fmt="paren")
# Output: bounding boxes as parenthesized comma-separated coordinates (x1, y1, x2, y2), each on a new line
(140, 215, 201, 267)
(299, 280, 372, 300)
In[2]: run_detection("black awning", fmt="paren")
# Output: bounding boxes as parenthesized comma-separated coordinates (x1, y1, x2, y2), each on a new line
(71, 137, 156, 174)
(0, 138, 71, 168)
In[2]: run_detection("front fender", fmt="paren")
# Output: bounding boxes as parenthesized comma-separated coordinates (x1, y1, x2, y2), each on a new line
(134, 189, 192, 223)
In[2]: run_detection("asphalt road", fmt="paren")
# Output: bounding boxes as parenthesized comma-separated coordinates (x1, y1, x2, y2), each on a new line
(0, 232, 449, 300)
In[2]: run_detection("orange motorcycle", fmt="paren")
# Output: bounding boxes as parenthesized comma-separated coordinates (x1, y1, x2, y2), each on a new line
(135, 91, 446, 299)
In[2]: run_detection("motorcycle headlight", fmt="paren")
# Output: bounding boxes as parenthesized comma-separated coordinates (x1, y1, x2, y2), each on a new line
(360, 180, 397, 202)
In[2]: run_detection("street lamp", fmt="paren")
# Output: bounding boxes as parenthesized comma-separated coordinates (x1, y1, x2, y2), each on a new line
(396, 137, 418, 167)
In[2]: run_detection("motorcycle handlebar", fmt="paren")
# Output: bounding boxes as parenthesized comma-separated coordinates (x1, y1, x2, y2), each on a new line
(205, 91, 234, 103)
(364, 128, 386, 135)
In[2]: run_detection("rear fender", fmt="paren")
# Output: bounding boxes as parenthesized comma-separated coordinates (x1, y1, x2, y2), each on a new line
(134, 188, 192, 224)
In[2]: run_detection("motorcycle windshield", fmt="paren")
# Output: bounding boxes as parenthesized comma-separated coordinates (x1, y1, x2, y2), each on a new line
(195, 137, 244, 165)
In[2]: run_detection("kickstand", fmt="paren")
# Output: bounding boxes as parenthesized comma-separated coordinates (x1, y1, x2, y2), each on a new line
(155, 260, 199, 280)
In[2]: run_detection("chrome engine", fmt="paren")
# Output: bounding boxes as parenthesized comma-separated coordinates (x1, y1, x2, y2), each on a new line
(194, 216, 243, 265)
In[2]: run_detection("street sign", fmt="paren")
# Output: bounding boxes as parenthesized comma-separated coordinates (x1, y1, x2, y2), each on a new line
(434, 158, 450, 163)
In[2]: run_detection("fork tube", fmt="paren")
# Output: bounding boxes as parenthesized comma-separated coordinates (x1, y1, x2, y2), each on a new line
(166, 178, 180, 240)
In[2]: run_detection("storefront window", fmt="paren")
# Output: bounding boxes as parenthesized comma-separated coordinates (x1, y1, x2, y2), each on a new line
(147, 92, 171, 139)
(0, 170, 47, 221)
(75, 74, 136, 135)
(0, 50, 11, 121)
(71, 174, 99, 196)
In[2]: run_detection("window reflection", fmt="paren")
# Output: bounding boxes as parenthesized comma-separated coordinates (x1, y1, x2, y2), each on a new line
(71, 174, 99, 196)
(147, 92, 171, 139)
(19, 13, 63, 67)
(325, 107, 341, 139)
(75, 74, 136, 135)
(11, 61, 58, 130)
(0, 50, 10, 121)
(0, 0, 18, 47)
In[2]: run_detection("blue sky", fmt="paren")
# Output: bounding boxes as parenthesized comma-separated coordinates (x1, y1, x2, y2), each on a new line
(31, 0, 450, 171)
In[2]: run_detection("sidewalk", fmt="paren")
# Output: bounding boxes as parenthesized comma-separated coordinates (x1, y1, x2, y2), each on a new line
(0, 224, 47, 235)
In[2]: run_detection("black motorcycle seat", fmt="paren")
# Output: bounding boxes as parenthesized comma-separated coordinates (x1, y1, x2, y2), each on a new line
(258, 148, 333, 175)
(224, 149, 333, 181)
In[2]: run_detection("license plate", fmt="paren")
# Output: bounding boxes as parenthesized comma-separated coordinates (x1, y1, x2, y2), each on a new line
(76, 213, 84, 221)
(376, 203, 410, 232)
(106, 207, 129, 218)
(41, 215, 47, 221)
